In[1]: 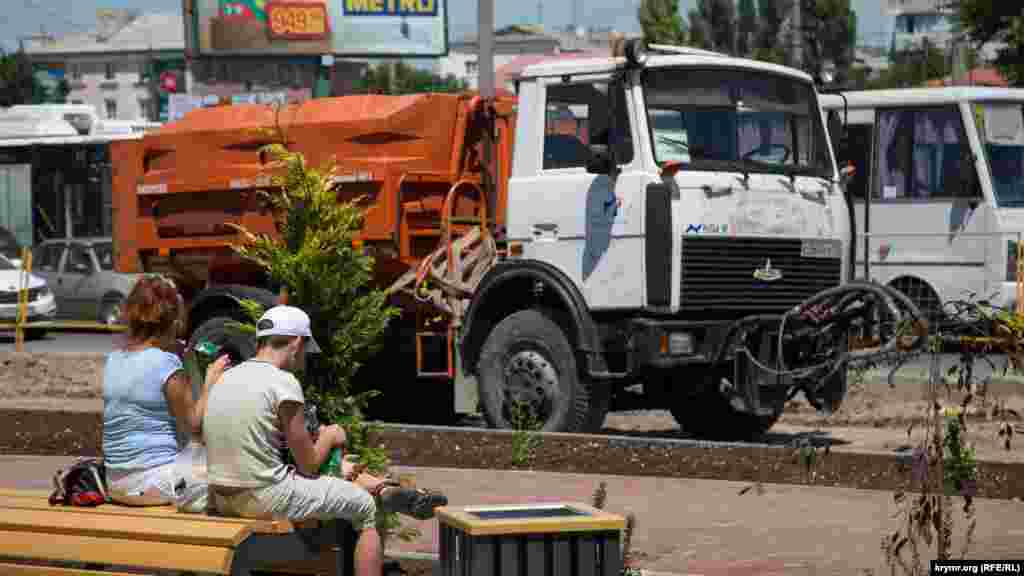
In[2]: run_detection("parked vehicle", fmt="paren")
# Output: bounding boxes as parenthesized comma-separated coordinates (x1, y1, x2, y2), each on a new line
(821, 87, 1024, 325)
(0, 253, 56, 338)
(109, 41, 851, 439)
(30, 237, 139, 325)
(0, 227, 21, 268)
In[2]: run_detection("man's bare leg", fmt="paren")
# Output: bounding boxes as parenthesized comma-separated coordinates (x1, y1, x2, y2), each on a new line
(355, 527, 383, 576)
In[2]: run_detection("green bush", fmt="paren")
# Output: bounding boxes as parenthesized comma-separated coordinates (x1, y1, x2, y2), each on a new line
(228, 121, 410, 542)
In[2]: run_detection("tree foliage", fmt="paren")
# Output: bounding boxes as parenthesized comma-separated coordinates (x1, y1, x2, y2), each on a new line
(355, 61, 466, 95)
(756, 0, 786, 57)
(0, 51, 39, 107)
(737, 0, 758, 57)
(228, 121, 413, 543)
(637, 0, 688, 45)
(870, 38, 949, 89)
(689, 0, 737, 54)
(799, 0, 858, 82)
(231, 119, 400, 395)
(952, 0, 1024, 86)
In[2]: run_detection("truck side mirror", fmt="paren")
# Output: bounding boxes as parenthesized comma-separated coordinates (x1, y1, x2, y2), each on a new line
(960, 155, 980, 198)
(586, 144, 613, 175)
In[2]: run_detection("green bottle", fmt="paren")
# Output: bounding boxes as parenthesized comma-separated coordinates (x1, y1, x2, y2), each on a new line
(320, 447, 342, 476)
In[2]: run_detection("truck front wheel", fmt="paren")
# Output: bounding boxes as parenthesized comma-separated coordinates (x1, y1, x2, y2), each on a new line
(477, 309, 601, 433)
(668, 370, 781, 441)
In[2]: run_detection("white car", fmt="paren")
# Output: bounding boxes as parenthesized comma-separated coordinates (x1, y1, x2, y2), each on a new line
(0, 253, 57, 337)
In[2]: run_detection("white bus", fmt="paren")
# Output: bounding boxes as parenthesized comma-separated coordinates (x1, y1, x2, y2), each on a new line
(821, 87, 1024, 324)
(0, 105, 160, 252)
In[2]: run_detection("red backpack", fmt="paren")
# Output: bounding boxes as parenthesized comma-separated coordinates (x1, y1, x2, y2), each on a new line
(48, 458, 109, 507)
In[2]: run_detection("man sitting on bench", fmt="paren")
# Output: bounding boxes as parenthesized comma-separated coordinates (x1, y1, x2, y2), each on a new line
(203, 305, 446, 576)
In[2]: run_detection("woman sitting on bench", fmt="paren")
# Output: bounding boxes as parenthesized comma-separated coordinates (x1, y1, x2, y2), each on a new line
(102, 275, 230, 506)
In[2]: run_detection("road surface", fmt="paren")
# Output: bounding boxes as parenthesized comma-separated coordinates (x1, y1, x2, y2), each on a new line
(4, 330, 1021, 385)
(0, 330, 122, 354)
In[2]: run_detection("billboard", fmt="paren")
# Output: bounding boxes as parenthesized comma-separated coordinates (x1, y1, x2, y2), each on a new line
(189, 0, 448, 57)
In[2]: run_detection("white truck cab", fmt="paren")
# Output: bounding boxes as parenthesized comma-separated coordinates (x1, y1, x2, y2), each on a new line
(460, 43, 850, 439)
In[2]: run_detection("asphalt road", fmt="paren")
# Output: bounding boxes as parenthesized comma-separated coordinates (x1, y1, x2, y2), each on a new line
(4, 330, 1022, 386)
(0, 329, 123, 354)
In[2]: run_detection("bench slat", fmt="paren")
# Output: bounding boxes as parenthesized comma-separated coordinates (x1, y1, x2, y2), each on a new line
(0, 561, 140, 576)
(0, 493, 296, 534)
(0, 508, 251, 548)
(0, 530, 234, 574)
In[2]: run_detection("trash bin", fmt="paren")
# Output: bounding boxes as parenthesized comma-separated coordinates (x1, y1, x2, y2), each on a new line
(436, 502, 626, 576)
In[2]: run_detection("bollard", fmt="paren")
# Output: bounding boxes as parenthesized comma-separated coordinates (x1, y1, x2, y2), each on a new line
(15, 248, 32, 352)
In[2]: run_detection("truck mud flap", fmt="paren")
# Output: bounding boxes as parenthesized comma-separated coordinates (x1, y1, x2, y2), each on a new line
(730, 329, 787, 417)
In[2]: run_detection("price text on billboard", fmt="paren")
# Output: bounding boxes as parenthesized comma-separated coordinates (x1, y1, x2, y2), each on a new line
(268, 2, 330, 39)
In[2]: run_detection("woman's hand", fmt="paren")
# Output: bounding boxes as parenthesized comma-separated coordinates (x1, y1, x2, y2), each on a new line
(204, 354, 231, 387)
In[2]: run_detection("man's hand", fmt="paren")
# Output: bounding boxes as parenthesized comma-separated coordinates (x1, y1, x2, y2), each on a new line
(319, 424, 346, 449)
(204, 354, 231, 388)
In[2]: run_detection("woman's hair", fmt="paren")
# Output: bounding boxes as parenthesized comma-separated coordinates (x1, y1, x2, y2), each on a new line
(122, 275, 184, 345)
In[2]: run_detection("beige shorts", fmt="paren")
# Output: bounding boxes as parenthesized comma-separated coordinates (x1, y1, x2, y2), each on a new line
(211, 470, 377, 532)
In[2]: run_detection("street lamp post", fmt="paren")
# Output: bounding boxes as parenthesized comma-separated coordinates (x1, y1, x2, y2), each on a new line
(478, 0, 495, 223)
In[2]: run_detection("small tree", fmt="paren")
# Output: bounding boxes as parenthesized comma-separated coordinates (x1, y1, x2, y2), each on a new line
(638, 0, 688, 46)
(228, 110, 409, 541)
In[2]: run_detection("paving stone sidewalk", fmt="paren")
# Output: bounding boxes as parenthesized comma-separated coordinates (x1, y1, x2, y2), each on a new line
(4, 455, 1023, 575)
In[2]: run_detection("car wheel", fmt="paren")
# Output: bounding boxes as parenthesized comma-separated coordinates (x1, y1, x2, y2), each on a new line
(100, 297, 124, 326)
(23, 328, 48, 341)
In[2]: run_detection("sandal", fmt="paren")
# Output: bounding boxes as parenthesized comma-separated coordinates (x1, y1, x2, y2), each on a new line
(371, 480, 448, 520)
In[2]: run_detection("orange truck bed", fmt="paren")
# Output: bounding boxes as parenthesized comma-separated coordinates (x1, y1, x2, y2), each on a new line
(110, 92, 516, 294)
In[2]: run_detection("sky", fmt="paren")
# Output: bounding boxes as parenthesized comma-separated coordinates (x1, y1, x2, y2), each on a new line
(2, 0, 897, 54)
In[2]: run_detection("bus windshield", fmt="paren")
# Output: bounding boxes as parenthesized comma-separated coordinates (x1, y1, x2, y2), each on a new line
(975, 102, 1024, 207)
(642, 68, 832, 177)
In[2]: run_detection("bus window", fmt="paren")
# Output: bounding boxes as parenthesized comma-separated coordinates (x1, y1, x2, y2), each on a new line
(875, 107, 973, 201)
(843, 124, 873, 199)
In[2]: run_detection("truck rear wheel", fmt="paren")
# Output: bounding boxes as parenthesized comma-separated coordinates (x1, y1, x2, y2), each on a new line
(669, 371, 781, 441)
(477, 309, 602, 433)
(187, 316, 257, 366)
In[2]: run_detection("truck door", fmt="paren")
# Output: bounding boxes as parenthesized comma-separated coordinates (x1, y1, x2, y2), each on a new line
(515, 75, 646, 310)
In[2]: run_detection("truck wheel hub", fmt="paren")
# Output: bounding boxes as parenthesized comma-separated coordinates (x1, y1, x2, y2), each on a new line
(502, 350, 558, 421)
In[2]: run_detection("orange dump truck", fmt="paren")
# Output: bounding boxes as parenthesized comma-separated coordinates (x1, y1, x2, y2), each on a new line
(111, 44, 852, 438)
(111, 91, 513, 417)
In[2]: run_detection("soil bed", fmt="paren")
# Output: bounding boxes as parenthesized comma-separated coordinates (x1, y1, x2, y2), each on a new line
(3, 408, 1023, 501)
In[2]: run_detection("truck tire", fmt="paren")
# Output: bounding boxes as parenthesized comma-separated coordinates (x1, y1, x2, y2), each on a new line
(477, 309, 602, 433)
(669, 372, 781, 441)
(187, 316, 257, 366)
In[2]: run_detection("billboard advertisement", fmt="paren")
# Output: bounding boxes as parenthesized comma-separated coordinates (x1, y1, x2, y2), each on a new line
(189, 0, 448, 57)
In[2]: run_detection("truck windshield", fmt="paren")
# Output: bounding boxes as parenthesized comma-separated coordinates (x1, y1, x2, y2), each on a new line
(642, 68, 832, 177)
(975, 102, 1024, 207)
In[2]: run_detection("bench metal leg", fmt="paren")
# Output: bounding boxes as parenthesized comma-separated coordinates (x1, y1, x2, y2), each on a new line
(230, 521, 356, 576)
(333, 520, 357, 576)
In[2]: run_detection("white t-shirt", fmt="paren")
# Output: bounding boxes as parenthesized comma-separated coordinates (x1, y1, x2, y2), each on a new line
(203, 360, 304, 488)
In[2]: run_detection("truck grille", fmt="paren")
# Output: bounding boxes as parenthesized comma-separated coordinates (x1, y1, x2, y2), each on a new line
(680, 236, 841, 313)
(0, 287, 43, 305)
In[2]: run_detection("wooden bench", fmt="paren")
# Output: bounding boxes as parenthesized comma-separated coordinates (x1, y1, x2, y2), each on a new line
(0, 488, 357, 575)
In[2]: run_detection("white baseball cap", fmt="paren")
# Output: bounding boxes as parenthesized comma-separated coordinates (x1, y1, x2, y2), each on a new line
(255, 305, 321, 353)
